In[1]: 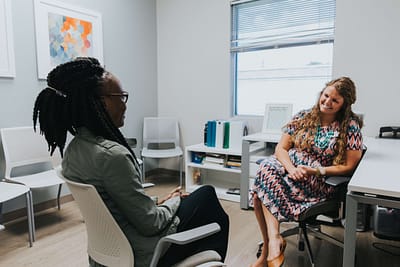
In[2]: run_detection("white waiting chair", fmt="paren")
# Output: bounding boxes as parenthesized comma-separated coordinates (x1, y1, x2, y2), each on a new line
(125, 137, 144, 182)
(0, 181, 35, 246)
(56, 169, 225, 267)
(141, 117, 183, 187)
(0, 127, 65, 225)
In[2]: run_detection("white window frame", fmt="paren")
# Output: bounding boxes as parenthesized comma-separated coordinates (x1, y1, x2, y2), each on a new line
(231, 0, 336, 116)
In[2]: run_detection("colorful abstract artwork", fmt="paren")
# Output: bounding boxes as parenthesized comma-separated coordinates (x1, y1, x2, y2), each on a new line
(34, 0, 103, 79)
(48, 13, 93, 66)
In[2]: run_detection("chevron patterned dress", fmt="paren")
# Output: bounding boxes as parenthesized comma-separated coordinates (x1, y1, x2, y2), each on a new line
(250, 110, 363, 221)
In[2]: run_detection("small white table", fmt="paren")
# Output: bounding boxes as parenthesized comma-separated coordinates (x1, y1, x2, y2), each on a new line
(343, 137, 400, 266)
(240, 133, 281, 209)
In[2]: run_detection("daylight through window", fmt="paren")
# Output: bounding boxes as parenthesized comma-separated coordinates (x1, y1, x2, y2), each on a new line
(231, 0, 336, 116)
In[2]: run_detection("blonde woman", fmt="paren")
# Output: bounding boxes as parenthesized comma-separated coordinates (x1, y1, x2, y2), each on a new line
(250, 77, 363, 267)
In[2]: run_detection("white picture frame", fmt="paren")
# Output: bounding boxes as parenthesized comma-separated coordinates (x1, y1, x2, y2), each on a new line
(0, 0, 15, 77)
(34, 0, 103, 79)
(262, 103, 293, 134)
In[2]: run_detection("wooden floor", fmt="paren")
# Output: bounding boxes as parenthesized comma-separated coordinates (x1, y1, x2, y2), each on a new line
(1, 172, 400, 267)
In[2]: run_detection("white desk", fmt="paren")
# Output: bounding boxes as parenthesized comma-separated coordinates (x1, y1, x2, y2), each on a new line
(343, 137, 400, 266)
(240, 132, 281, 209)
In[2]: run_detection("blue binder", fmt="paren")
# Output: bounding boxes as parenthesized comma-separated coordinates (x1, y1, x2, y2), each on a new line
(206, 120, 216, 147)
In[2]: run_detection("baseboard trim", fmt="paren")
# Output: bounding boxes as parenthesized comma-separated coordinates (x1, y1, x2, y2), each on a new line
(2, 194, 74, 224)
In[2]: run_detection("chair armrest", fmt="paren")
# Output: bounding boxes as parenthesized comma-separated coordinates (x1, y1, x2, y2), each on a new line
(1, 178, 25, 185)
(325, 176, 351, 187)
(256, 158, 266, 165)
(255, 158, 352, 187)
(256, 159, 352, 188)
(161, 222, 220, 245)
(150, 223, 221, 267)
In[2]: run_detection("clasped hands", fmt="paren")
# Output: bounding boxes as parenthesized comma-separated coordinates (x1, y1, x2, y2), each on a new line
(287, 165, 317, 181)
(157, 186, 190, 205)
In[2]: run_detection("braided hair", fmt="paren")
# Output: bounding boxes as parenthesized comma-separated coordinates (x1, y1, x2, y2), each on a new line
(33, 57, 141, 174)
(290, 77, 363, 165)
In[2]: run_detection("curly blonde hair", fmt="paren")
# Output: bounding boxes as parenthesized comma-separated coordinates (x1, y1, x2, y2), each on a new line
(290, 77, 363, 165)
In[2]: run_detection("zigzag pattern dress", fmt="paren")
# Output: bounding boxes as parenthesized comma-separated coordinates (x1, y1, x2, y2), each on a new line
(250, 110, 363, 221)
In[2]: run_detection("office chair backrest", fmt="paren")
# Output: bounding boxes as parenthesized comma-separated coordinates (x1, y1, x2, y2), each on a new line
(325, 145, 367, 217)
(57, 171, 134, 266)
(143, 117, 180, 149)
(0, 127, 56, 178)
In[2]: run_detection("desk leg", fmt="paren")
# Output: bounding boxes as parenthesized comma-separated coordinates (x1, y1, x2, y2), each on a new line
(343, 194, 358, 267)
(240, 140, 250, 209)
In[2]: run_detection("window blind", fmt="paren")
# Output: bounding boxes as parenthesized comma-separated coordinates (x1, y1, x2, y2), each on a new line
(231, 0, 336, 52)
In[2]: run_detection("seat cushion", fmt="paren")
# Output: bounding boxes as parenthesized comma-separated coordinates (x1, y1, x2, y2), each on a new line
(10, 169, 64, 189)
(172, 250, 221, 267)
(298, 199, 340, 222)
(141, 147, 183, 159)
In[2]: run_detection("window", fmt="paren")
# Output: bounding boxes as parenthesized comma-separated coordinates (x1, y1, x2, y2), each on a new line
(231, 0, 336, 116)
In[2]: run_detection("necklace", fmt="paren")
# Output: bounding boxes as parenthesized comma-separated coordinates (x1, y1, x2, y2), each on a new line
(314, 126, 334, 149)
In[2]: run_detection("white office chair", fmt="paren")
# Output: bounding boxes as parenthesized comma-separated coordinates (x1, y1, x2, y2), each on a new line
(141, 117, 183, 187)
(0, 181, 35, 246)
(0, 127, 65, 226)
(57, 169, 225, 267)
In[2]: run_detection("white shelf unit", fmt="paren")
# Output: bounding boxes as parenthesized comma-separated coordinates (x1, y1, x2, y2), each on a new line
(185, 143, 242, 202)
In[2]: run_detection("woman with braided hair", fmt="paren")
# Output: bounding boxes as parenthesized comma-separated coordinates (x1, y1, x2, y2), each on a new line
(249, 77, 363, 267)
(33, 57, 229, 267)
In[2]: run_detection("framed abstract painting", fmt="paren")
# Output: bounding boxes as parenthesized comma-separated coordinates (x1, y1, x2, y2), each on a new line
(0, 0, 15, 77)
(34, 0, 103, 79)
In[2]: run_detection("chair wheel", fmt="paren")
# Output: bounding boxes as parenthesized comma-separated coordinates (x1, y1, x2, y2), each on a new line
(298, 240, 305, 251)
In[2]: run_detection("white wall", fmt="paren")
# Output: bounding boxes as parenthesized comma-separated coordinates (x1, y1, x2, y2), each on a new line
(0, 0, 157, 212)
(157, 0, 400, 146)
(333, 0, 400, 136)
(0, 0, 157, 146)
(157, 0, 232, 149)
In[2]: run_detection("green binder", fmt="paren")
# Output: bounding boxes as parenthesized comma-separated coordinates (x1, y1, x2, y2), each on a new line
(223, 122, 230, 149)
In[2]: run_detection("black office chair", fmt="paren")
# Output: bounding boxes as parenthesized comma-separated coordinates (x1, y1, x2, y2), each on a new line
(255, 146, 367, 267)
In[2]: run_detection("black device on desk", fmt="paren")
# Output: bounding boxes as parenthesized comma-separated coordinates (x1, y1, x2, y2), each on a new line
(379, 126, 400, 138)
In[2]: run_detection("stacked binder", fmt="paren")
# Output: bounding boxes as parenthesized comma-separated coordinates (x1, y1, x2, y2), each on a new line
(225, 155, 242, 169)
(204, 120, 247, 151)
(204, 153, 225, 165)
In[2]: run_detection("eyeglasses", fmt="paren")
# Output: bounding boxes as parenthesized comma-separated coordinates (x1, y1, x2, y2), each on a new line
(102, 91, 129, 103)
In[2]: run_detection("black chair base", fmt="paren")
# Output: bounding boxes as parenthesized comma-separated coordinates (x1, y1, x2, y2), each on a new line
(256, 221, 344, 267)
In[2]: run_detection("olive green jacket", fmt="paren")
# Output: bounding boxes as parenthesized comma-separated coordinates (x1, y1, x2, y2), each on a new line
(62, 128, 180, 267)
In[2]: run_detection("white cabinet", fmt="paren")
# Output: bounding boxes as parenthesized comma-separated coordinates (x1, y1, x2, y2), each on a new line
(185, 144, 242, 202)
